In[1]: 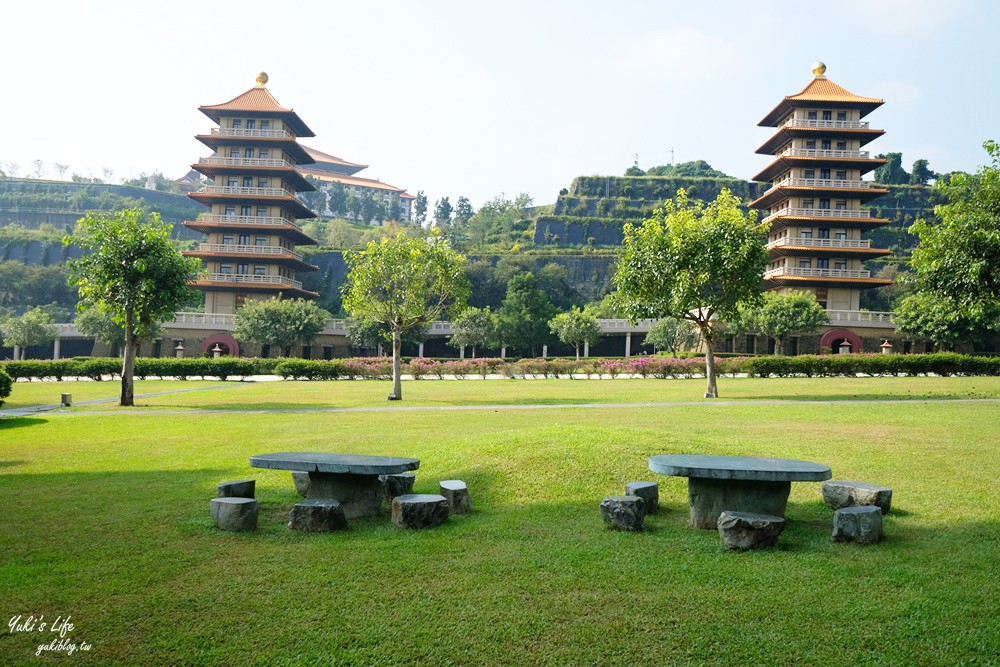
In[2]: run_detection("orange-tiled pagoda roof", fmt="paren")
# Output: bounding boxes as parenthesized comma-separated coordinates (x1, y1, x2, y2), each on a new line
(199, 76, 315, 137)
(759, 71, 884, 126)
(297, 167, 415, 199)
(301, 145, 368, 173)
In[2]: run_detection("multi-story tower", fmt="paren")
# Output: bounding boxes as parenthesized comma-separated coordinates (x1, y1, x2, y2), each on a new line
(750, 63, 893, 312)
(185, 73, 319, 314)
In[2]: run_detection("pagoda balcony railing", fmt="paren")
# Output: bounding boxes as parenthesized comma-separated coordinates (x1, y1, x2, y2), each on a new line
(199, 157, 293, 169)
(762, 208, 872, 224)
(766, 237, 872, 250)
(764, 267, 870, 279)
(825, 310, 895, 326)
(771, 177, 870, 190)
(777, 148, 870, 159)
(200, 273, 303, 289)
(201, 186, 296, 198)
(196, 244, 303, 261)
(782, 119, 870, 130)
(210, 127, 293, 139)
(197, 214, 298, 227)
(170, 312, 237, 327)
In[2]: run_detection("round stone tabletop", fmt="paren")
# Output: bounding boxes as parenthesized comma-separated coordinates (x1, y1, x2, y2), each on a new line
(648, 454, 831, 482)
(250, 452, 420, 475)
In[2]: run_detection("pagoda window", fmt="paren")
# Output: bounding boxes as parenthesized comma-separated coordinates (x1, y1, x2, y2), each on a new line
(258, 178, 270, 188)
(255, 236, 267, 246)
(820, 169, 831, 179)
(835, 200, 847, 210)
(834, 260, 848, 270)
(802, 199, 814, 209)
(253, 265, 266, 276)
(836, 140, 847, 150)
(229, 148, 240, 158)
(260, 120, 270, 130)
(256, 206, 268, 217)
(225, 206, 236, 218)
(231, 119, 242, 129)
(246, 120, 256, 130)
(818, 228, 830, 239)
(242, 176, 253, 188)
(822, 110, 832, 121)
(807, 110, 817, 120)
(819, 198, 831, 209)
(745, 336, 756, 354)
(798, 258, 812, 268)
(805, 140, 816, 149)
(821, 139, 831, 150)
(239, 234, 250, 245)
(219, 264, 233, 274)
(835, 229, 847, 240)
(817, 258, 830, 269)
(237, 263, 249, 274)
(837, 111, 847, 121)
(240, 206, 252, 217)
(228, 177, 238, 187)
(801, 229, 813, 239)
(244, 148, 255, 159)
(804, 169, 815, 179)
(836, 170, 847, 180)
(222, 235, 234, 245)
(258, 149, 270, 159)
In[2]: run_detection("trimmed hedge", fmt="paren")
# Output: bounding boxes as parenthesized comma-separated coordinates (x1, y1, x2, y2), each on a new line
(4, 353, 1000, 383)
(0, 366, 11, 408)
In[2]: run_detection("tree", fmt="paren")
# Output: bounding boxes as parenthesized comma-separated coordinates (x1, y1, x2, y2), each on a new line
(910, 159, 938, 186)
(644, 160, 733, 178)
(624, 165, 645, 176)
(466, 193, 533, 247)
(233, 298, 331, 356)
(343, 233, 469, 400)
(728, 290, 828, 355)
(32, 159, 46, 179)
(414, 191, 428, 225)
(894, 291, 995, 351)
(386, 196, 403, 223)
(644, 316, 698, 358)
(328, 183, 349, 216)
(454, 196, 474, 228)
(0, 307, 58, 359)
(52, 162, 69, 181)
(347, 318, 429, 352)
(74, 306, 127, 351)
(874, 152, 909, 185)
(548, 307, 601, 360)
(434, 197, 453, 228)
(613, 189, 768, 397)
(497, 272, 557, 357)
(66, 208, 200, 406)
(448, 306, 497, 358)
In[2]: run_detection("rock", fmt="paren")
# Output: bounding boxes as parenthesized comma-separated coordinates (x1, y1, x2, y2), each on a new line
(210, 497, 258, 532)
(599, 495, 645, 532)
(379, 472, 416, 503)
(822, 480, 892, 514)
(625, 481, 659, 514)
(439, 480, 472, 514)
(291, 472, 310, 498)
(391, 494, 449, 529)
(717, 511, 785, 550)
(832, 506, 883, 545)
(288, 499, 349, 532)
(217, 479, 255, 499)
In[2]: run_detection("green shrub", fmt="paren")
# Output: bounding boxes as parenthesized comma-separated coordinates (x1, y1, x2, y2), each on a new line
(0, 366, 11, 408)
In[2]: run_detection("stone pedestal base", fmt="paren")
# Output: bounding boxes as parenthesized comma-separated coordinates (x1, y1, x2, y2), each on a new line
(308, 472, 383, 519)
(288, 499, 349, 532)
(717, 511, 785, 550)
(210, 497, 258, 532)
(439, 480, 472, 514)
(599, 495, 646, 531)
(625, 481, 659, 514)
(392, 494, 449, 528)
(688, 477, 791, 529)
(832, 506, 883, 545)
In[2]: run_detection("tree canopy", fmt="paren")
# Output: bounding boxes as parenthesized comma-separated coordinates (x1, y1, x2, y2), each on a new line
(643, 316, 697, 358)
(233, 297, 331, 355)
(613, 189, 768, 397)
(448, 306, 497, 358)
(343, 233, 469, 399)
(0, 306, 57, 359)
(548, 307, 601, 360)
(498, 272, 557, 357)
(66, 208, 200, 405)
(728, 290, 828, 355)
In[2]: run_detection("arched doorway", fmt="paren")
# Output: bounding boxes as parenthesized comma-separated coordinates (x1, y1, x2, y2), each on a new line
(820, 328, 862, 354)
(200, 333, 240, 357)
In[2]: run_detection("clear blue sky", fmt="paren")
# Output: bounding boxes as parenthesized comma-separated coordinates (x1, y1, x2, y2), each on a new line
(3, 0, 995, 209)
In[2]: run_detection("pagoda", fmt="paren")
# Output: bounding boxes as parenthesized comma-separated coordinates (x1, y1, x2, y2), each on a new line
(750, 63, 893, 312)
(184, 72, 319, 314)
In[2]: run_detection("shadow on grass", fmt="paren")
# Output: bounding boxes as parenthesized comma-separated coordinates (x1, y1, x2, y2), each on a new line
(0, 416, 48, 430)
(0, 460, 29, 468)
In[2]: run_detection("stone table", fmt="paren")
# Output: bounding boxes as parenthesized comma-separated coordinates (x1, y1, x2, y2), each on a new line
(648, 454, 831, 529)
(250, 452, 420, 519)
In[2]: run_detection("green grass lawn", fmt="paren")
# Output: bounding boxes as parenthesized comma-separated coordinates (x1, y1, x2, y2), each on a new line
(1, 379, 999, 665)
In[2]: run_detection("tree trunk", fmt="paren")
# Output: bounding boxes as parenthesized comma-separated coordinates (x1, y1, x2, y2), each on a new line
(389, 326, 403, 401)
(774, 338, 784, 356)
(471, 345, 476, 359)
(121, 324, 137, 407)
(704, 346, 718, 398)
(575, 344, 580, 361)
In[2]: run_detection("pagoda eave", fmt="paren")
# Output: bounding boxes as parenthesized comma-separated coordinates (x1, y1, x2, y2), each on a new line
(195, 135, 314, 165)
(191, 163, 314, 191)
(182, 220, 317, 245)
(764, 216, 891, 232)
(764, 276, 895, 290)
(755, 128, 885, 155)
(189, 280, 319, 299)
(187, 193, 315, 219)
(767, 246, 892, 260)
(752, 156, 886, 183)
(183, 251, 318, 273)
(750, 186, 888, 210)
(758, 100, 883, 127)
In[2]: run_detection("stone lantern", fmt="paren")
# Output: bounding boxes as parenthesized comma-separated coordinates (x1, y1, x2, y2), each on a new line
(838, 339, 852, 355)
(880, 340, 893, 354)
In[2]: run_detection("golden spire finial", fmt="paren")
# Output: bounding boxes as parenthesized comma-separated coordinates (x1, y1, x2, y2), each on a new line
(812, 61, 827, 78)
(255, 72, 269, 87)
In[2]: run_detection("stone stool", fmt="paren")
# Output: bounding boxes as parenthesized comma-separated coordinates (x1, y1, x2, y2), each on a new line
(380, 472, 416, 503)
(210, 497, 258, 532)
(217, 479, 255, 499)
(832, 506, 883, 545)
(625, 481, 659, 514)
(717, 511, 785, 550)
(439, 480, 472, 514)
(392, 494, 449, 529)
(288, 499, 349, 532)
(599, 495, 645, 532)
(291, 472, 310, 498)
(822, 480, 892, 514)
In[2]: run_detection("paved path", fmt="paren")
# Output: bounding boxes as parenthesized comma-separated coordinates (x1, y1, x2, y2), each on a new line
(0, 384, 240, 418)
(6, 396, 999, 418)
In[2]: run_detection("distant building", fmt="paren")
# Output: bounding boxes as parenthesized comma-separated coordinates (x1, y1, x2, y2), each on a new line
(184, 73, 320, 317)
(298, 145, 415, 224)
(747, 62, 897, 354)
